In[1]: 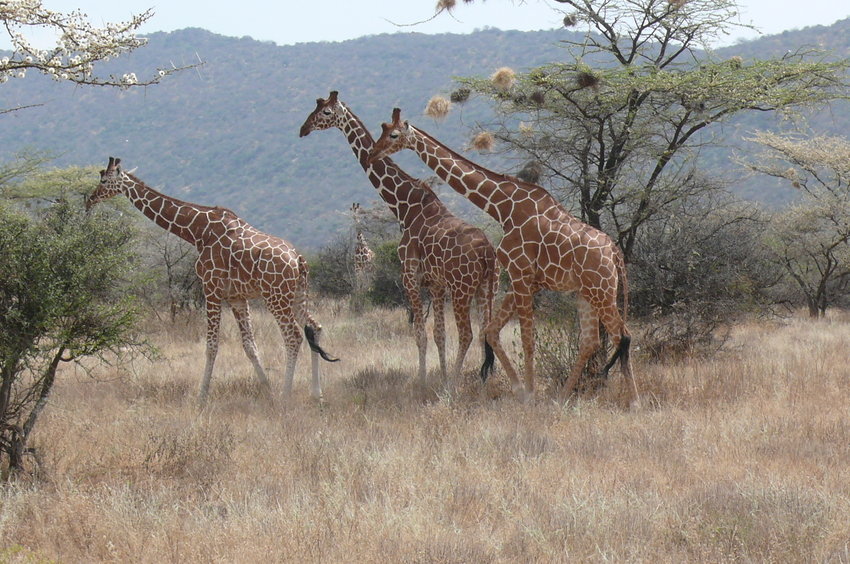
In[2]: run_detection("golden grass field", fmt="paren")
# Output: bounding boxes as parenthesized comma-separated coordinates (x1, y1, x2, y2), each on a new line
(1, 300, 849, 563)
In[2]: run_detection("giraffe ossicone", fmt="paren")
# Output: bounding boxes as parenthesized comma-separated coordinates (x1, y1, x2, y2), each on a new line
(300, 91, 499, 387)
(86, 156, 338, 404)
(369, 108, 635, 402)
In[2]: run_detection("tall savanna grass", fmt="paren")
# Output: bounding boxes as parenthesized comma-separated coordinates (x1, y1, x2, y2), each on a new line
(1, 300, 848, 562)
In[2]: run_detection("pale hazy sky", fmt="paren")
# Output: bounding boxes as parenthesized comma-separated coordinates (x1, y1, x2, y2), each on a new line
(4, 0, 849, 49)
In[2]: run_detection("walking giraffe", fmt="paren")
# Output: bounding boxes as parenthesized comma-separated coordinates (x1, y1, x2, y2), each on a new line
(86, 157, 338, 404)
(369, 109, 633, 400)
(350, 202, 375, 292)
(300, 91, 498, 385)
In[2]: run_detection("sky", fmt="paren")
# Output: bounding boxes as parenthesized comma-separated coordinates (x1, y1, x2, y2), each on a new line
(4, 0, 850, 50)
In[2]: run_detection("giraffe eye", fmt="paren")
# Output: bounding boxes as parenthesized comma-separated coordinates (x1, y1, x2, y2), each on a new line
(322, 109, 332, 115)
(389, 132, 399, 139)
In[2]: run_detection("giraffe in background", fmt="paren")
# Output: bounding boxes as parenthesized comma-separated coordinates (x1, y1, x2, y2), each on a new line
(300, 91, 498, 386)
(86, 157, 338, 404)
(350, 202, 375, 292)
(369, 109, 633, 401)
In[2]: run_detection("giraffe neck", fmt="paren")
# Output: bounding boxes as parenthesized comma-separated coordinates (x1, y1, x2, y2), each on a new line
(338, 104, 437, 227)
(408, 125, 560, 229)
(121, 174, 211, 245)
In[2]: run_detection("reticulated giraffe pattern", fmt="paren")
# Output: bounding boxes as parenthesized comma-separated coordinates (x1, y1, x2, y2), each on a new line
(300, 91, 499, 385)
(86, 157, 337, 403)
(350, 202, 375, 292)
(369, 109, 633, 400)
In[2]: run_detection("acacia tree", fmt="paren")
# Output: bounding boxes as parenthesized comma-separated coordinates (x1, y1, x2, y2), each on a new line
(1, 0, 188, 113)
(0, 194, 142, 475)
(744, 132, 850, 316)
(437, 0, 849, 259)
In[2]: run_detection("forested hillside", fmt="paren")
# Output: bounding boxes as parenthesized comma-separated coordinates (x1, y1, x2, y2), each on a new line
(1, 20, 848, 248)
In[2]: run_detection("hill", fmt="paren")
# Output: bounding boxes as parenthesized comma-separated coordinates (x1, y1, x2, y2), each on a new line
(1, 21, 848, 249)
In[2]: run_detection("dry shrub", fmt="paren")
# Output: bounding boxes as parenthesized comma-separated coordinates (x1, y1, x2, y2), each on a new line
(425, 95, 451, 120)
(470, 131, 495, 152)
(490, 66, 516, 91)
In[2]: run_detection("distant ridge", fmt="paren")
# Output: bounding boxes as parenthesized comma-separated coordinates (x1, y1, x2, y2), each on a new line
(1, 20, 848, 248)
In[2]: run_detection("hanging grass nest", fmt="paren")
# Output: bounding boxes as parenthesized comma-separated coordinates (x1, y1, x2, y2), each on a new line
(471, 131, 495, 152)
(530, 90, 546, 105)
(576, 70, 600, 90)
(518, 122, 534, 138)
(729, 55, 743, 69)
(563, 13, 578, 27)
(668, 0, 688, 8)
(425, 95, 452, 120)
(450, 88, 471, 104)
(491, 67, 516, 91)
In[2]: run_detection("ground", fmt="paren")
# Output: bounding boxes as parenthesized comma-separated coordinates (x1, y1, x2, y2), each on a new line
(1, 301, 848, 562)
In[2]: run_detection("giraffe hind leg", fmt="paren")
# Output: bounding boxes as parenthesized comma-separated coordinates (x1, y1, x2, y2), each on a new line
(230, 299, 272, 398)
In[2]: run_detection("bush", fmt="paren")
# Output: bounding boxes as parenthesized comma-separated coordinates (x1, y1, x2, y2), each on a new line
(0, 200, 143, 475)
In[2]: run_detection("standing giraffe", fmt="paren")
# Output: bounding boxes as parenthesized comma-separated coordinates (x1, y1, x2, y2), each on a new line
(86, 157, 338, 403)
(350, 202, 375, 292)
(369, 108, 633, 400)
(300, 91, 498, 385)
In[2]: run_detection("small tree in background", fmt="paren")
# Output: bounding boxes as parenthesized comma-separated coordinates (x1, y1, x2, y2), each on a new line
(744, 132, 850, 317)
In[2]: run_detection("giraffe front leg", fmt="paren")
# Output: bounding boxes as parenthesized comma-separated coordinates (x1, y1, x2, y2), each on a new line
(431, 286, 448, 382)
(401, 262, 427, 386)
(198, 297, 222, 405)
(230, 299, 272, 399)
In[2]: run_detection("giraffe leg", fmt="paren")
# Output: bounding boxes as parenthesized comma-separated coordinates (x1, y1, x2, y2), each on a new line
(278, 319, 303, 397)
(563, 296, 600, 396)
(513, 290, 537, 401)
(450, 289, 474, 383)
(229, 299, 272, 397)
(198, 297, 222, 405)
(431, 286, 448, 381)
(483, 291, 521, 393)
(401, 261, 428, 385)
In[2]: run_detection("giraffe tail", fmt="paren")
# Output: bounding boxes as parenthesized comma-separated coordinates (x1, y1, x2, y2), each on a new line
(479, 249, 499, 382)
(296, 254, 340, 363)
(601, 244, 631, 377)
(304, 325, 340, 363)
(480, 340, 495, 382)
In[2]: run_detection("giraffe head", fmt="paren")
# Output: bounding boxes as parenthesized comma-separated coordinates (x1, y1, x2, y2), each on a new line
(299, 90, 343, 137)
(86, 156, 128, 210)
(368, 108, 412, 164)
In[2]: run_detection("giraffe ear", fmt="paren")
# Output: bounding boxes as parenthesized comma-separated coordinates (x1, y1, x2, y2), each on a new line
(403, 120, 410, 130)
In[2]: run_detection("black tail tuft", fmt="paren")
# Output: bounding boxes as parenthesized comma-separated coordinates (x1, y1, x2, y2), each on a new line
(304, 325, 340, 363)
(599, 334, 630, 379)
(480, 339, 495, 383)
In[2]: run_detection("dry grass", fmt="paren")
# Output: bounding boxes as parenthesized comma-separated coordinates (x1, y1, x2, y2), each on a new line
(2, 302, 850, 563)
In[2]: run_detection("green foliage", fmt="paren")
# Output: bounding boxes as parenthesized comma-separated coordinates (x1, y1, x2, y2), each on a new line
(0, 198, 143, 474)
(366, 240, 406, 309)
(309, 234, 355, 298)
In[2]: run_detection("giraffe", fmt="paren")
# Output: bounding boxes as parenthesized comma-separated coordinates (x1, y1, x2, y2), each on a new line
(369, 108, 633, 401)
(300, 91, 498, 386)
(86, 157, 338, 404)
(350, 202, 375, 292)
